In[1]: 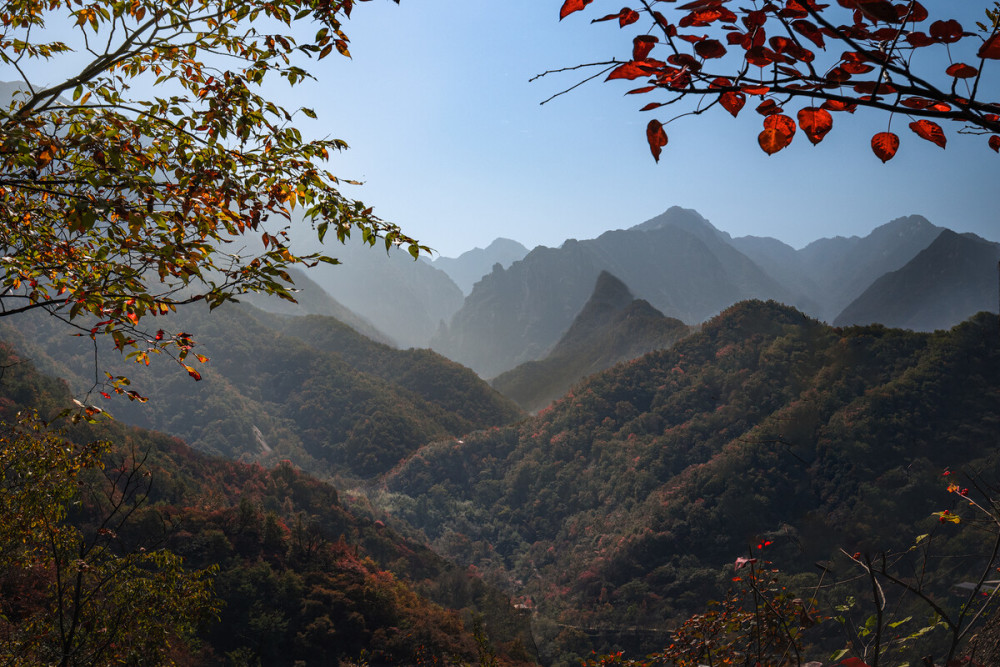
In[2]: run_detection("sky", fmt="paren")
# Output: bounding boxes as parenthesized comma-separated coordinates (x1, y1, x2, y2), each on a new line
(287, 0, 998, 258)
(12, 0, 998, 258)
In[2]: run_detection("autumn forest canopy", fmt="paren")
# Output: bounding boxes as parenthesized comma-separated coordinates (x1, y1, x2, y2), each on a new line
(0, 0, 999, 666)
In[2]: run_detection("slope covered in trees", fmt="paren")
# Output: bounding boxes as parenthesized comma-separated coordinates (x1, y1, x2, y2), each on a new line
(491, 272, 693, 412)
(0, 302, 522, 480)
(0, 342, 535, 666)
(382, 301, 1000, 663)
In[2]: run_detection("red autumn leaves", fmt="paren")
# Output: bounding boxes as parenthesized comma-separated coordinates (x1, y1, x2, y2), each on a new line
(559, 0, 1000, 163)
(754, 107, 835, 155)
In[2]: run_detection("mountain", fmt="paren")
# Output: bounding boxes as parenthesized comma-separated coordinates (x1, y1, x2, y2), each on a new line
(238, 266, 394, 345)
(0, 342, 535, 666)
(427, 238, 530, 295)
(491, 271, 692, 412)
(727, 234, 823, 312)
(382, 301, 1000, 662)
(795, 214, 943, 320)
(302, 238, 465, 348)
(431, 208, 796, 377)
(0, 303, 522, 480)
(834, 229, 1000, 330)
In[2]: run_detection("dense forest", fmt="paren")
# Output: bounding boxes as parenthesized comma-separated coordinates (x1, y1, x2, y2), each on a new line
(380, 301, 1000, 664)
(0, 342, 535, 666)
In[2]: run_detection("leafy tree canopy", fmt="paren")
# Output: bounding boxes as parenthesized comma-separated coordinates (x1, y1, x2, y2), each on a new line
(551, 0, 1000, 162)
(0, 0, 417, 396)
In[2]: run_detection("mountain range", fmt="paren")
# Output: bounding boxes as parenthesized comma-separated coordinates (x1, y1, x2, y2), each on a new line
(425, 237, 530, 295)
(428, 207, 997, 379)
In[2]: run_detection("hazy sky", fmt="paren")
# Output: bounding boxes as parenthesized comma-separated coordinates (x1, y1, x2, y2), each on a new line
(287, 0, 996, 258)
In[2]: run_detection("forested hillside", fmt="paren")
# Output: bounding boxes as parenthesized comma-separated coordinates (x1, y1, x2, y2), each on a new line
(492, 272, 693, 412)
(381, 302, 1000, 663)
(0, 342, 535, 666)
(0, 303, 522, 480)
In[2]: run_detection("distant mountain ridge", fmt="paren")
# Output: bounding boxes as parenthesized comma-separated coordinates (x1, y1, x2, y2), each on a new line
(431, 207, 993, 378)
(835, 229, 1000, 330)
(427, 238, 530, 295)
(302, 237, 464, 349)
(0, 302, 522, 479)
(238, 266, 394, 345)
(431, 209, 796, 377)
(491, 271, 693, 412)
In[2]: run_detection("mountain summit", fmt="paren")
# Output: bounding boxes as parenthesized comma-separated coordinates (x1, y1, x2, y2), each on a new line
(491, 271, 692, 412)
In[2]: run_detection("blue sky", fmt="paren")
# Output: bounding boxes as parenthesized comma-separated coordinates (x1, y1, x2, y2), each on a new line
(291, 0, 997, 257)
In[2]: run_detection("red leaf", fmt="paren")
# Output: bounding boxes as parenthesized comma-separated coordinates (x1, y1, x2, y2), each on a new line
(946, 63, 977, 78)
(758, 128, 792, 155)
(847, 0, 899, 23)
(902, 1, 928, 22)
(979, 33, 1000, 60)
(797, 106, 833, 144)
(929, 19, 963, 43)
(909, 120, 946, 148)
(853, 80, 897, 95)
(646, 119, 668, 162)
(792, 19, 825, 47)
(593, 8, 641, 26)
(841, 61, 874, 74)
(633, 35, 658, 60)
(620, 8, 641, 26)
(185, 365, 202, 381)
(905, 31, 934, 47)
(900, 96, 934, 109)
(838, 659, 871, 667)
(640, 102, 664, 111)
(871, 131, 899, 162)
(719, 90, 746, 117)
(989, 136, 1000, 153)
(741, 85, 771, 95)
(695, 39, 727, 59)
(764, 113, 796, 139)
(756, 99, 783, 116)
(822, 99, 857, 113)
(560, 0, 594, 20)
(734, 556, 758, 570)
(607, 62, 650, 81)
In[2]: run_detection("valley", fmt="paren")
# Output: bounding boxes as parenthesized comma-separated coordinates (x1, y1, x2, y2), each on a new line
(1, 206, 998, 666)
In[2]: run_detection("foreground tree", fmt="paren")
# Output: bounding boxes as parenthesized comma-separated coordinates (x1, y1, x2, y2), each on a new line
(551, 0, 1000, 162)
(0, 414, 218, 666)
(0, 0, 416, 397)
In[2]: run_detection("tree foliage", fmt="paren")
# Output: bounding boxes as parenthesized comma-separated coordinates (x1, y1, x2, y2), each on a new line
(0, 0, 418, 393)
(0, 414, 218, 666)
(551, 0, 1000, 162)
